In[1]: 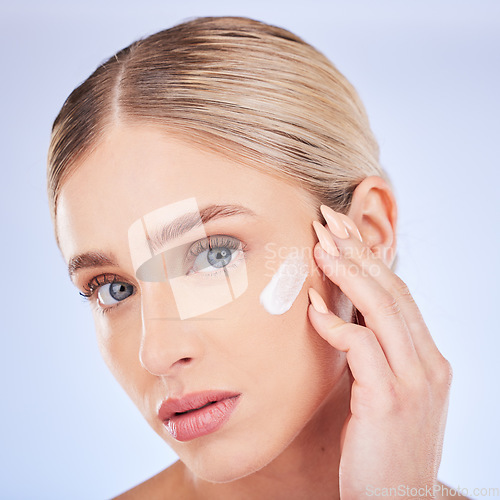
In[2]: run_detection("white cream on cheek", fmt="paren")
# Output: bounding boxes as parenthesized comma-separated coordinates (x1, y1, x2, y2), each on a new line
(259, 253, 309, 315)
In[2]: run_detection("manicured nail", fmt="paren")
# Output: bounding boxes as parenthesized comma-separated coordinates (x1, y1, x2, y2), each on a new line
(312, 221, 340, 257)
(308, 288, 329, 314)
(338, 214, 363, 242)
(320, 205, 349, 239)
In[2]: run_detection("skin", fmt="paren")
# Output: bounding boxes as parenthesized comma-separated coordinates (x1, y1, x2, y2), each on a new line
(56, 123, 463, 499)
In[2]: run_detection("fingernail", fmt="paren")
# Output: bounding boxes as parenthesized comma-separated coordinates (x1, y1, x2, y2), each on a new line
(308, 287, 329, 314)
(312, 221, 340, 257)
(320, 205, 350, 239)
(338, 214, 363, 242)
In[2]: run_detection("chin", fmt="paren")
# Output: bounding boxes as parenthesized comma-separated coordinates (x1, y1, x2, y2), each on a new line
(185, 446, 279, 483)
(178, 420, 308, 484)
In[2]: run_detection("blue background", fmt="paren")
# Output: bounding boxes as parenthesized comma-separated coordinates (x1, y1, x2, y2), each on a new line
(1, 1, 499, 498)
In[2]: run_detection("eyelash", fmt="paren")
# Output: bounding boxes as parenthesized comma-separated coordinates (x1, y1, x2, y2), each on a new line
(80, 234, 247, 314)
(187, 234, 244, 259)
(80, 273, 118, 299)
(79, 273, 127, 316)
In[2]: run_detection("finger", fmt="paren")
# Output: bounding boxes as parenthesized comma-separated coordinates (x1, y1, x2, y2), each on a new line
(312, 230, 420, 376)
(307, 288, 394, 391)
(331, 210, 445, 370)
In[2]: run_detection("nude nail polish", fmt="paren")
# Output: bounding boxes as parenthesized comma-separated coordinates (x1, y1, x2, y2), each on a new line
(312, 221, 340, 257)
(337, 213, 363, 242)
(320, 205, 349, 239)
(308, 288, 329, 314)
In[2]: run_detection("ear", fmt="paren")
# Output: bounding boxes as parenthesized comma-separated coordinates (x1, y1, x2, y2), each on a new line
(347, 176, 398, 268)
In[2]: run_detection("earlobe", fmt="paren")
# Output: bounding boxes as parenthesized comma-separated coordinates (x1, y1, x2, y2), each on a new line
(347, 176, 398, 268)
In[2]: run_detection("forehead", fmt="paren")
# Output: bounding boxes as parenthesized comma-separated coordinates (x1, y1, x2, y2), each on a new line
(56, 124, 309, 263)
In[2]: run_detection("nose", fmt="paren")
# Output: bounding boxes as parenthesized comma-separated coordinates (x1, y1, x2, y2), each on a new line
(138, 281, 204, 376)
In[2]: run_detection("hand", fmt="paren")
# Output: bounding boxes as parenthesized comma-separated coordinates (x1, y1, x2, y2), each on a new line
(308, 206, 452, 499)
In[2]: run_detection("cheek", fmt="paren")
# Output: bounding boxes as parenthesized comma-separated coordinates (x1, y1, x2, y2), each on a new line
(93, 307, 148, 404)
(215, 271, 341, 384)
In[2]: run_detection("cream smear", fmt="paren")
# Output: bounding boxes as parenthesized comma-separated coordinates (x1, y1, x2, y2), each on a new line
(259, 253, 309, 315)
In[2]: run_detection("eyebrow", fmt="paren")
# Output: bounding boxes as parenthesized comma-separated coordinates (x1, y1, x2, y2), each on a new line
(67, 203, 257, 280)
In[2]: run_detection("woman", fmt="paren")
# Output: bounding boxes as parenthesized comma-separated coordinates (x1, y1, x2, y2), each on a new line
(48, 16, 464, 499)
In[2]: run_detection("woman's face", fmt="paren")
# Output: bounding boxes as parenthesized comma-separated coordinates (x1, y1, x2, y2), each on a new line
(56, 124, 349, 482)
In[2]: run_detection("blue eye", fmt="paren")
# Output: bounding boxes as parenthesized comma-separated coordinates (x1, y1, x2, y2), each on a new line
(189, 236, 245, 276)
(207, 246, 232, 268)
(193, 246, 234, 273)
(97, 281, 134, 305)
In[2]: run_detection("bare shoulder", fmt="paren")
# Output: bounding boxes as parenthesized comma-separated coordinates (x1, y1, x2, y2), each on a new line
(435, 479, 471, 499)
(112, 459, 191, 500)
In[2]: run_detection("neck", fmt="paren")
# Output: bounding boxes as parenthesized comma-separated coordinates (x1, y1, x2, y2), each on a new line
(186, 367, 352, 500)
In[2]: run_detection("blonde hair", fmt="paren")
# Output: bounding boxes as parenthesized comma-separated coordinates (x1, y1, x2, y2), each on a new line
(47, 16, 391, 246)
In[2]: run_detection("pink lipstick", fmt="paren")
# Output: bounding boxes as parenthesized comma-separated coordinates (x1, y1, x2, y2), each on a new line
(159, 390, 241, 441)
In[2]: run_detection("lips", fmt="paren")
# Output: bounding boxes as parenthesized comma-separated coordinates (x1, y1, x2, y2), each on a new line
(159, 390, 240, 420)
(158, 390, 241, 441)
